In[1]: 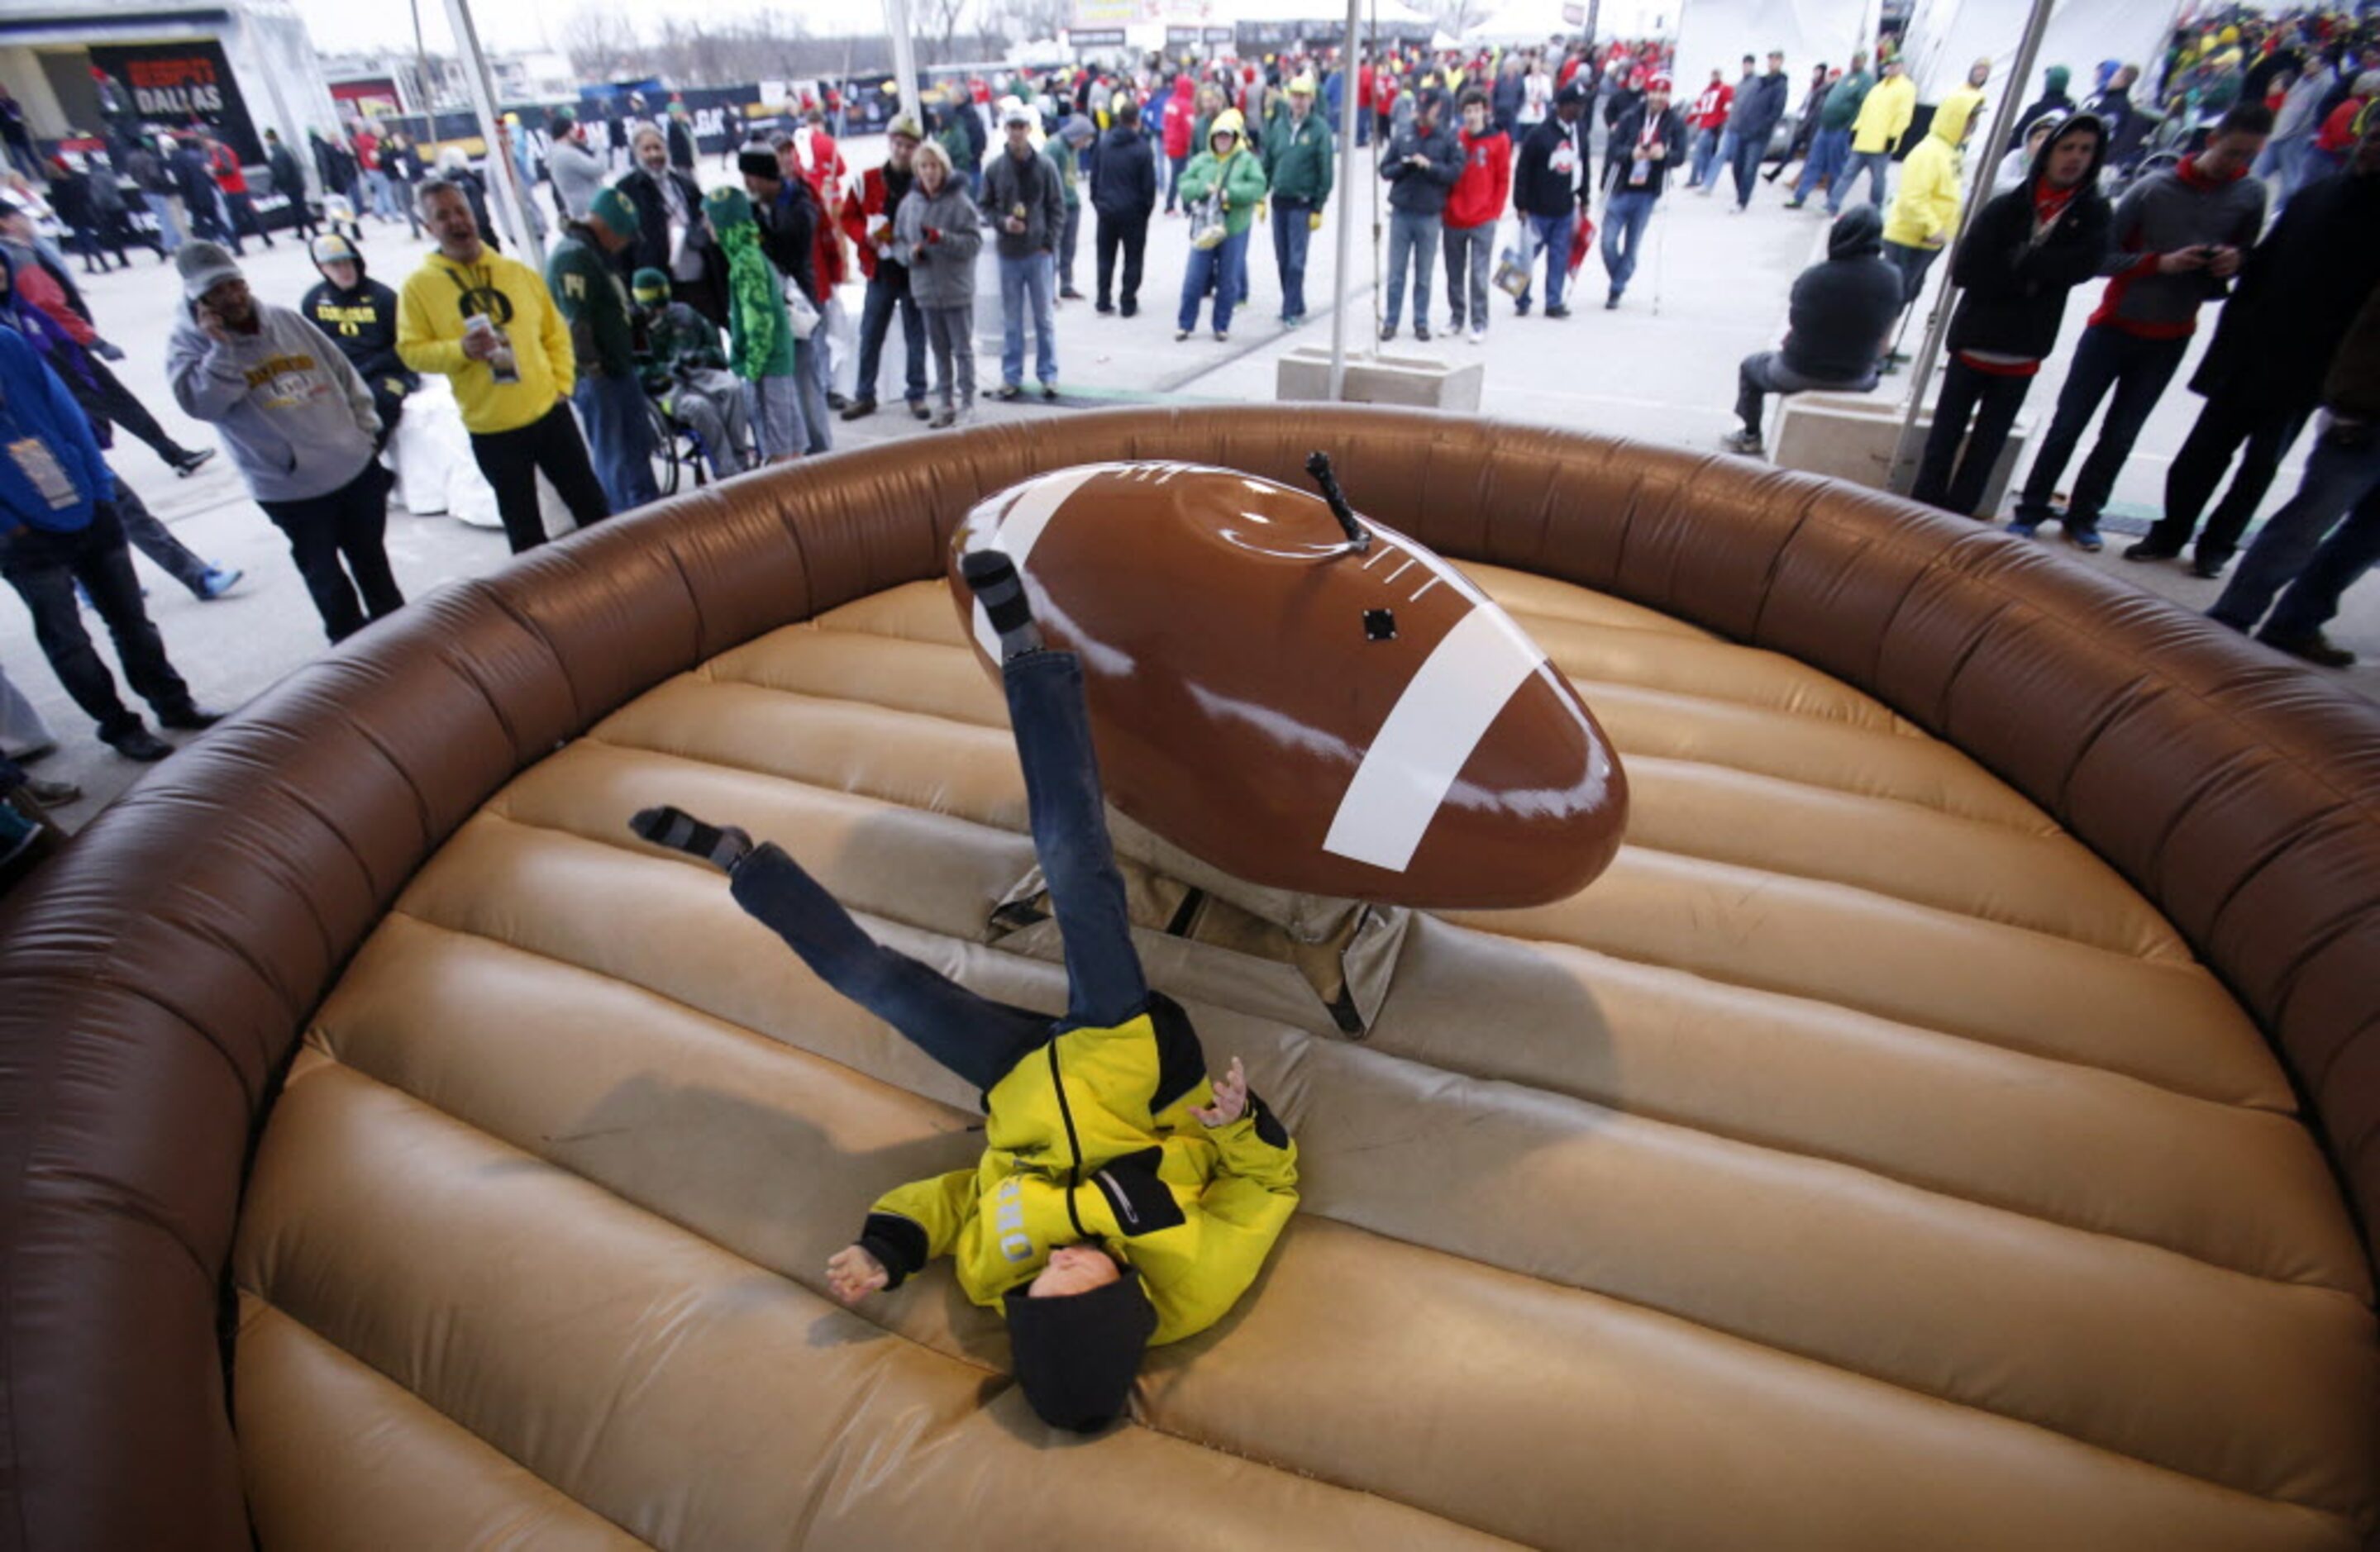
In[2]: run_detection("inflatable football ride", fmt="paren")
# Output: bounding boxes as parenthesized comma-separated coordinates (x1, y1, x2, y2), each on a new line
(2, 407, 2376, 1552)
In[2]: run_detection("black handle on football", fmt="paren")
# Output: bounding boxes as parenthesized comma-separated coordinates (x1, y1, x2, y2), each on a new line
(1305, 452, 1370, 554)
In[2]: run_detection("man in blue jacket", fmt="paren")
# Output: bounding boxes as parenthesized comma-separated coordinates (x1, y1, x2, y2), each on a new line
(0, 327, 218, 761)
(1379, 88, 1463, 340)
(1727, 50, 1791, 212)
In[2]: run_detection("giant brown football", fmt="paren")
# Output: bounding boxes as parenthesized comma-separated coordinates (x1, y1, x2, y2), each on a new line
(947, 460, 1626, 908)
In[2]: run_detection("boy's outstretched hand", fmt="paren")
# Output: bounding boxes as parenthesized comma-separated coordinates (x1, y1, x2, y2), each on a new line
(826, 1245, 890, 1305)
(1190, 1056, 1249, 1128)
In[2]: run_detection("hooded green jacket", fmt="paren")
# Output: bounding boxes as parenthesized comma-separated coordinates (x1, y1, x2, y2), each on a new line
(1263, 105, 1336, 206)
(714, 217, 797, 380)
(856, 993, 1300, 1346)
(1176, 140, 1271, 236)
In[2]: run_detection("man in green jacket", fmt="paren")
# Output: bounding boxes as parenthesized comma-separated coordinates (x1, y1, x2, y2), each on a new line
(1263, 75, 1335, 326)
(1791, 53, 1872, 209)
(546, 186, 658, 511)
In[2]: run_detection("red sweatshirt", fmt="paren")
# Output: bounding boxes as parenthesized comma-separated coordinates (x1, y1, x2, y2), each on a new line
(1445, 126, 1512, 230)
(1691, 82, 1734, 131)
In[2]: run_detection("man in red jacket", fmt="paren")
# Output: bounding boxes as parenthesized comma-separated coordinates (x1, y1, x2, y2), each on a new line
(203, 130, 272, 254)
(1685, 67, 1734, 189)
(1443, 87, 1512, 344)
(1161, 75, 1196, 212)
(836, 117, 929, 421)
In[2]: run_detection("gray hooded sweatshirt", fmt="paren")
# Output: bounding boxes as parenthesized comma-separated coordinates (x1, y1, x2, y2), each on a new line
(166, 302, 379, 502)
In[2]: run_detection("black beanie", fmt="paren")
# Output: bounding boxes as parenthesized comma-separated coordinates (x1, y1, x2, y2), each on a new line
(1003, 1265, 1157, 1432)
(737, 147, 780, 180)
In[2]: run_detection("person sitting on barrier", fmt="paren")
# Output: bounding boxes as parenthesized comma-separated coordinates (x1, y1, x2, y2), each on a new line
(627, 554, 1300, 1434)
(1722, 205, 1905, 458)
(629, 267, 751, 478)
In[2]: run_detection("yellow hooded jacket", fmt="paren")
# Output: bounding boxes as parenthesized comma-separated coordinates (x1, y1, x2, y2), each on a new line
(856, 992, 1300, 1345)
(397, 247, 575, 435)
(1852, 69, 1918, 155)
(1885, 89, 1978, 249)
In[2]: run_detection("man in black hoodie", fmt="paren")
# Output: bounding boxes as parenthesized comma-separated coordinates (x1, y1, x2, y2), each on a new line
(1379, 88, 1462, 340)
(1091, 95, 1157, 317)
(300, 232, 414, 450)
(1722, 206, 1903, 456)
(1912, 115, 2110, 516)
(2129, 112, 2380, 576)
(1512, 79, 1591, 317)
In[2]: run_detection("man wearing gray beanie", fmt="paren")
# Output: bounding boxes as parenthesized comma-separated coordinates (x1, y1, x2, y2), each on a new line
(165, 240, 405, 644)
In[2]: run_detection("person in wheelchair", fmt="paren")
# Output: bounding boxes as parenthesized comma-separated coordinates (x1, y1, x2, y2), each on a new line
(631, 267, 753, 480)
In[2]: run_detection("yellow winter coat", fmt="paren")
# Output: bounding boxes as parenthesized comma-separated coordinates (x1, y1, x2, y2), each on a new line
(1851, 71, 1918, 155)
(856, 993, 1300, 1345)
(395, 248, 575, 435)
(1884, 90, 1977, 248)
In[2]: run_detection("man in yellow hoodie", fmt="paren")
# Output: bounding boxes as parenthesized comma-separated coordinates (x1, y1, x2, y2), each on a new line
(396, 176, 609, 554)
(627, 550, 1299, 1434)
(1882, 88, 1979, 312)
(1833, 55, 1916, 215)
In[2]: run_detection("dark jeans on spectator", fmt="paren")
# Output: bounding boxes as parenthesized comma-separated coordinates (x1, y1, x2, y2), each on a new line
(572, 373, 661, 515)
(76, 356, 202, 472)
(1096, 211, 1147, 311)
(222, 190, 272, 249)
(726, 649, 1147, 1092)
(1729, 131, 1766, 207)
(2014, 324, 2189, 532)
(0, 501, 195, 740)
(1736, 350, 1877, 434)
(257, 461, 404, 643)
(855, 269, 928, 406)
(2208, 428, 2380, 636)
(467, 400, 611, 553)
(1166, 154, 1190, 211)
(113, 481, 213, 596)
(1911, 356, 2034, 517)
(1833, 149, 1893, 212)
(2144, 390, 2313, 568)
(1059, 202, 1083, 292)
(1272, 198, 1315, 319)
(1884, 239, 1942, 307)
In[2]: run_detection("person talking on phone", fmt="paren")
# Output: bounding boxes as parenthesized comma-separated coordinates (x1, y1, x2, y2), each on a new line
(394, 176, 609, 554)
(2008, 102, 2273, 551)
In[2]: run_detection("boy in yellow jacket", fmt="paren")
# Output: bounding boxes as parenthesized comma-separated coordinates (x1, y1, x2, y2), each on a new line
(1882, 90, 1980, 314)
(395, 176, 610, 553)
(630, 550, 1299, 1433)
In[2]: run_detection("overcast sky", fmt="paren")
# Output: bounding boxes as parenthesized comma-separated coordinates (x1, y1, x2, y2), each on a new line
(289, 0, 811, 57)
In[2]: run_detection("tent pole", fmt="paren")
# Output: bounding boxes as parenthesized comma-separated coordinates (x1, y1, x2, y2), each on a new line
(1327, 0, 1362, 400)
(442, 0, 544, 269)
(1882, 0, 2056, 497)
(885, 0, 923, 129)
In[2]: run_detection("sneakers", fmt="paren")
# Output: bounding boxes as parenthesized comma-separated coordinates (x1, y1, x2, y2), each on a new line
(1120, 301, 1137, 317)
(839, 398, 878, 421)
(2258, 628, 2357, 668)
(825, 390, 850, 412)
(1467, 326, 1486, 345)
(1784, 198, 1807, 210)
(1213, 330, 1228, 343)
(908, 400, 932, 421)
(1041, 382, 1060, 400)
(1059, 287, 1085, 301)
(1604, 294, 1620, 311)
(1176, 328, 1194, 341)
(1720, 429, 1764, 456)
(22, 774, 79, 807)
(993, 383, 1023, 401)
(1379, 322, 1398, 341)
(1514, 298, 1531, 317)
(102, 724, 173, 762)
(2122, 539, 2181, 562)
(2006, 521, 2039, 539)
(2188, 555, 2227, 580)
(2063, 524, 2104, 554)
(196, 565, 243, 601)
(1544, 304, 1572, 319)
(1281, 312, 1307, 328)
(156, 705, 222, 731)
(1414, 323, 1433, 342)
(930, 405, 957, 428)
(1095, 301, 1114, 314)
(171, 449, 216, 478)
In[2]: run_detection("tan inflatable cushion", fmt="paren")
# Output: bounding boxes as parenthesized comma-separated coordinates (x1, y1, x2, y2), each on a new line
(234, 568, 2380, 1550)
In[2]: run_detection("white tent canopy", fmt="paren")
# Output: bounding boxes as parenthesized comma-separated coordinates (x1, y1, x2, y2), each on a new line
(1671, 0, 1867, 83)
(1218, 0, 1434, 26)
(1900, 0, 2177, 106)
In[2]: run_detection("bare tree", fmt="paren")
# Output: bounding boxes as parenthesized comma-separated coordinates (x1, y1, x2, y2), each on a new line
(559, 5, 642, 83)
(984, 0, 1071, 45)
(1420, 0, 1497, 44)
(917, 0, 981, 64)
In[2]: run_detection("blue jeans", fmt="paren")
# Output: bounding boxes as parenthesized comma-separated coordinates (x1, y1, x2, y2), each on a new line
(1795, 126, 1850, 202)
(856, 269, 928, 406)
(999, 250, 1058, 388)
(1600, 188, 1657, 298)
(1272, 199, 1314, 319)
(1518, 211, 1569, 310)
(1728, 129, 1765, 207)
(571, 374, 660, 514)
(2208, 429, 2380, 636)
(1180, 226, 1249, 333)
(1385, 209, 1440, 330)
(727, 650, 1149, 1092)
(1833, 150, 1892, 212)
(2015, 324, 2188, 531)
(1689, 128, 1722, 186)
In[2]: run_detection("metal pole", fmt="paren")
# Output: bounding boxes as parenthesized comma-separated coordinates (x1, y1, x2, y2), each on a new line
(1883, 0, 2055, 496)
(1326, 0, 1363, 400)
(885, 0, 925, 129)
(442, 0, 546, 269)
